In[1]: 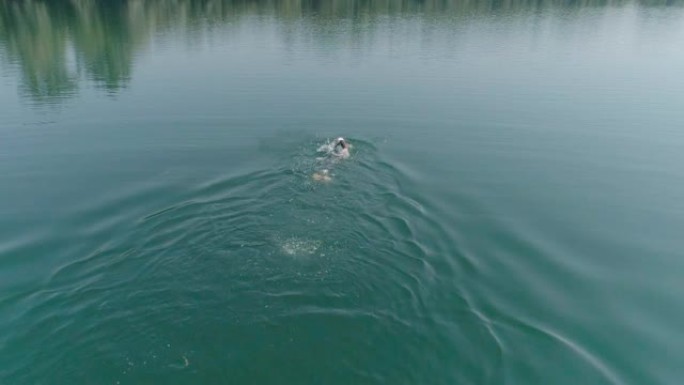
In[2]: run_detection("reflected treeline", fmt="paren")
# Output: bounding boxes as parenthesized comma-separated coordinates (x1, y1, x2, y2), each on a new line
(0, 0, 144, 103)
(0, 0, 681, 104)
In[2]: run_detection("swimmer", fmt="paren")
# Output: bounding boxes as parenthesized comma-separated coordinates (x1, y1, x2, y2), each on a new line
(312, 137, 350, 182)
(333, 137, 350, 159)
(312, 169, 332, 183)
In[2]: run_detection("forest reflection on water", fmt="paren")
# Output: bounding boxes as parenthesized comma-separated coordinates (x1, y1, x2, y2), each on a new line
(1, 0, 682, 105)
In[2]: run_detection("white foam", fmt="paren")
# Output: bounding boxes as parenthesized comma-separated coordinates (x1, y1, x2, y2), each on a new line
(317, 140, 336, 154)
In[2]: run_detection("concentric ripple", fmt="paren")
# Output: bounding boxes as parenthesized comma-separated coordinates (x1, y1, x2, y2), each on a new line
(0, 137, 500, 384)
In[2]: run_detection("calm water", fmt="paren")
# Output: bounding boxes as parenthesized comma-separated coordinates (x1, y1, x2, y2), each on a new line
(2, 1, 684, 384)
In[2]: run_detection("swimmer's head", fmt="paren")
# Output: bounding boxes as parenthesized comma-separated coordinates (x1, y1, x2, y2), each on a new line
(335, 137, 347, 149)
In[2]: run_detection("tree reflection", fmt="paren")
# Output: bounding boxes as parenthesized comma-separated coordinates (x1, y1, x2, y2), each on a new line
(0, 1, 78, 103)
(0, 0, 145, 104)
(0, 0, 681, 104)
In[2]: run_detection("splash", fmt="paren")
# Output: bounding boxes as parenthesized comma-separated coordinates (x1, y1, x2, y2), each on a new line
(316, 139, 337, 155)
(318, 137, 350, 157)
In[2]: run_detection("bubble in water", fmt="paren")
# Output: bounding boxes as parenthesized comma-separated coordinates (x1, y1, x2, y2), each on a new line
(280, 237, 322, 257)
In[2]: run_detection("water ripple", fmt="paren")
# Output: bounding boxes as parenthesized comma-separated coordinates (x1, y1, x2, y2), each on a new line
(1, 136, 494, 384)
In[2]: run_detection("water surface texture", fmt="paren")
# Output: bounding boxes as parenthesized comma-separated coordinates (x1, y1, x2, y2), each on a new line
(1, 1, 684, 384)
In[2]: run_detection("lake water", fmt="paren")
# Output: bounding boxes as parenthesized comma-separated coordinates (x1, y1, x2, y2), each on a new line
(1, 1, 684, 384)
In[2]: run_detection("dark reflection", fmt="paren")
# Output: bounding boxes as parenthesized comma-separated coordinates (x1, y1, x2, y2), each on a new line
(0, 0, 148, 104)
(0, 0, 681, 104)
(0, 0, 78, 103)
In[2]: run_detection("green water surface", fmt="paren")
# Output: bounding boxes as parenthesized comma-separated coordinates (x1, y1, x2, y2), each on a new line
(1, 1, 684, 384)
